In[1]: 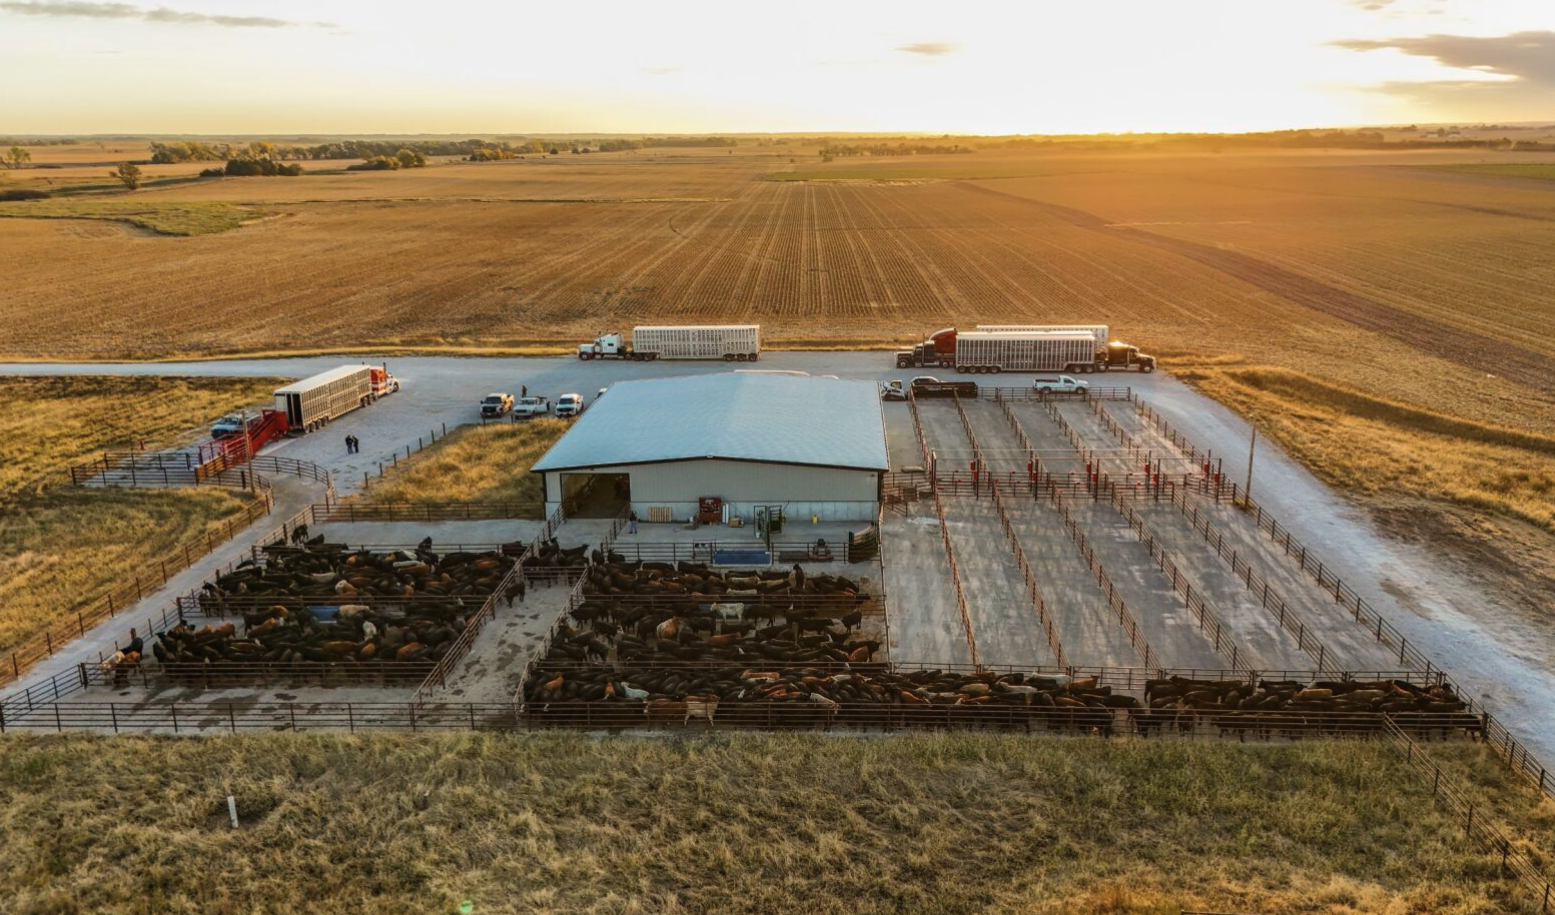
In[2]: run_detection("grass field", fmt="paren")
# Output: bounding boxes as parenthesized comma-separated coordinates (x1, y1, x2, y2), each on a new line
(360, 419, 568, 509)
(0, 199, 264, 236)
(0, 376, 278, 652)
(1424, 163, 1555, 182)
(0, 732, 1547, 914)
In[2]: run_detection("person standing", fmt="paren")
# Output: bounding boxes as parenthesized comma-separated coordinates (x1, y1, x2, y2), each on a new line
(345, 434, 354, 454)
(628, 509, 638, 535)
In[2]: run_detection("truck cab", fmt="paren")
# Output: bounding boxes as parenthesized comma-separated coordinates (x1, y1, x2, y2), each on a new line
(1033, 375, 1089, 396)
(1099, 341, 1156, 373)
(579, 332, 627, 360)
(480, 393, 514, 417)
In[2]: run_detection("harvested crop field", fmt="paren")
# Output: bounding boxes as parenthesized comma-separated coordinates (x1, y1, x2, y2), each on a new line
(3, 148, 1555, 428)
(1, 732, 1550, 915)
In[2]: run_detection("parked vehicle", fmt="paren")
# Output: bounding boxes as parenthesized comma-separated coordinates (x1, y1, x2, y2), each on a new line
(910, 376, 979, 398)
(578, 325, 761, 362)
(273, 364, 399, 433)
(480, 393, 514, 417)
(879, 380, 907, 401)
(895, 326, 1155, 373)
(555, 393, 585, 417)
(203, 408, 289, 464)
(512, 396, 551, 418)
(1033, 374, 1090, 396)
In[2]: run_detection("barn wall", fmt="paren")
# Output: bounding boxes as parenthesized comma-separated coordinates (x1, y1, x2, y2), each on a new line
(541, 460, 880, 522)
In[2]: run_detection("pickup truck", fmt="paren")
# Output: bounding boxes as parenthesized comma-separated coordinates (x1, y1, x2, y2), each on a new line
(909, 376, 979, 399)
(1032, 374, 1089, 396)
(480, 393, 514, 417)
(510, 396, 551, 419)
(555, 393, 585, 418)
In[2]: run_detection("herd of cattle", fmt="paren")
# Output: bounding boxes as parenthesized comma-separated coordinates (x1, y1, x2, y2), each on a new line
(147, 542, 521, 678)
(1140, 675, 1480, 740)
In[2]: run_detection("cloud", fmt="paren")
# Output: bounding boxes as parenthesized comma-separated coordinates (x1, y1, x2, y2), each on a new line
(643, 66, 678, 76)
(1332, 31, 1555, 84)
(0, 1, 334, 28)
(895, 41, 957, 57)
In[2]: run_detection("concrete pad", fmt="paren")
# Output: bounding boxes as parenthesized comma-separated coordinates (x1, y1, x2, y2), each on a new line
(916, 400, 977, 472)
(940, 499, 1056, 669)
(881, 503, 974, 667)
(1073, 503, 1230, 671)
(1007, 403, 1089, 472)
(435, 578, 574, 704)
(1003, 499, 1145, 669)
(961, 400, 1034, 475)
(1137, 503, 1313, 672)
(1179, 494, 1402, 671)
(883, 401, 923, 472)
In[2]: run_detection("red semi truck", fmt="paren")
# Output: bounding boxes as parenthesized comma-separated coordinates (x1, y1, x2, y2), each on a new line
(895, 325, 1156, 373)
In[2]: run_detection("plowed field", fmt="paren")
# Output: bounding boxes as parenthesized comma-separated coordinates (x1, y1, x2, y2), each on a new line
(3, 147, 1553, 425)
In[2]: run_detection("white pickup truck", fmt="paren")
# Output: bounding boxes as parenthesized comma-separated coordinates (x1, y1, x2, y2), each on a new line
(1032, 374, 1089, 396)
(512, 396, 551, 418)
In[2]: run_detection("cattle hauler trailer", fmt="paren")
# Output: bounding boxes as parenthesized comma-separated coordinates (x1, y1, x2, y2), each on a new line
(951, 330, 1098, 374)
(578, 325, 761, 362)
(274, 364, 399, 433)
(896, 325, 1155, 372)
(975, 324, 1110, 347)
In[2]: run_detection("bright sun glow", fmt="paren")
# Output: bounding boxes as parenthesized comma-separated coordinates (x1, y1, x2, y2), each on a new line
(2, 0, 1553, 133)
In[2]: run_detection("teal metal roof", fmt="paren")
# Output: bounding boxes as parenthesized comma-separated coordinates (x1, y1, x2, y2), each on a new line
(532, 373, 888, 473)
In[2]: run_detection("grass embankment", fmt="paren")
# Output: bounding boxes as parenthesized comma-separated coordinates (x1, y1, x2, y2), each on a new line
(1177, 361, 1555, 534)
(0, 733, 1549, 914)
(1423, 163, 1555, 182)
(0, 199, 265, 235)
(0, 376, 278, 652)
(359, 419, 569, 510)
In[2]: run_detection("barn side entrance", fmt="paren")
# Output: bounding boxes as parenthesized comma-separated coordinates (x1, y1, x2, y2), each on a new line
(560, 472, 630, 518)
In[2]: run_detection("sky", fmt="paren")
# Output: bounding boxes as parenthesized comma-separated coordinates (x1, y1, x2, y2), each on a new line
(1, 0, 1553, 134)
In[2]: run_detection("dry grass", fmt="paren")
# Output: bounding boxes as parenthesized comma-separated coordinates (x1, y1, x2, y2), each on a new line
(0, 376, 278, 498)
(0, 376, 279, 652)
(360, 420, 569, 508)
(1176, 361, 1555, 534)
(0, 732, 1548, 914)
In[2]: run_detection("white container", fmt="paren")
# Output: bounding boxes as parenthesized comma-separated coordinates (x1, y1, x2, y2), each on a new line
(632, 324, 760, 361)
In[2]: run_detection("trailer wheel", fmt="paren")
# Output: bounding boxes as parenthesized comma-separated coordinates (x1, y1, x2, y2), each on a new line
(955, 365, 967, 374)
(723, 353, 735, 362)
(749, 352, 758, 361)
(991, 365, 1002, 374)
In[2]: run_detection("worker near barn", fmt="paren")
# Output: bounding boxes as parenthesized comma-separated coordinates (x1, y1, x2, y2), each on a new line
(531, 373, 888, 523)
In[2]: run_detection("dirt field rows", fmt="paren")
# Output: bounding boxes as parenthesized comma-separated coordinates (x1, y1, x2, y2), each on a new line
(5, 147, 1554, 435)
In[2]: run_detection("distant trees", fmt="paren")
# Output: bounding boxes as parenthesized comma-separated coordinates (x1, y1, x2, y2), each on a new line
(395, 148, 426, 169)
(467, 147, 516, 162)
(110, 162, 143, 190)
(818, 142, 972, 158)
(223, 143, 303, 177)
(3, 146, 31, 169)
(346, 156, 401, 171)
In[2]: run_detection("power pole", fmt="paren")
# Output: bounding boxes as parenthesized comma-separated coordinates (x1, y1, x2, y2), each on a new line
(1243, 421, 1257, 508)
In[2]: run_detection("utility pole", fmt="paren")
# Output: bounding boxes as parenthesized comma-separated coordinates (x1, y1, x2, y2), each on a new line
(1243, 420, 1257, 508)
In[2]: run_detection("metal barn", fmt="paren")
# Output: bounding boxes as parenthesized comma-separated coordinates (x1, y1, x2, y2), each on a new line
(531, 373, 888, 523)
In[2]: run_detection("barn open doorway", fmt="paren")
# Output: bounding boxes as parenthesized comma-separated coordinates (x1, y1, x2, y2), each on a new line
(561, 472, 630, 518)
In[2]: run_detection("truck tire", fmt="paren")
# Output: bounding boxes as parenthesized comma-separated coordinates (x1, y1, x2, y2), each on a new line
(955, 365, 968, 374)
(1142, 362, 1156, 374)
(724, 353, 735, 362)
(578, 352, 589, 360)
(749, 352, 758, 361)
(1099, 362, 1110, 372)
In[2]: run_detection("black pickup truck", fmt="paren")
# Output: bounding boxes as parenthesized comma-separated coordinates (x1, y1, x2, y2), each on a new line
(909, 376, 979, 398)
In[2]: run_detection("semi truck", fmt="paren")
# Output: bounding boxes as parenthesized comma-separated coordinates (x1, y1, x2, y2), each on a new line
(894, 326, 1155, 373)
(578, 325, 761, 362)
(274, 364, 399, 433)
